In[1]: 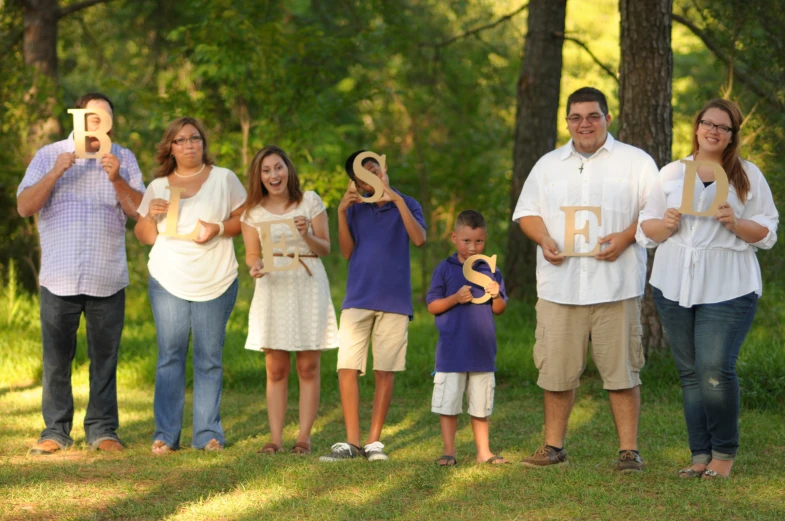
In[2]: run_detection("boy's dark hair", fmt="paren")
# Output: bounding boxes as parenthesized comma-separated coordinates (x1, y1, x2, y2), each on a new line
(566, 87, 608, 116)
(344, 149, 381, 181)
(455, 210, 486, 230)
(74, 92, 115, 113)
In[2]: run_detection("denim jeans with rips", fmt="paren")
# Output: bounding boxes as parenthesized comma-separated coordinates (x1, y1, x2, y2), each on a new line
(653, 287, 757, 463)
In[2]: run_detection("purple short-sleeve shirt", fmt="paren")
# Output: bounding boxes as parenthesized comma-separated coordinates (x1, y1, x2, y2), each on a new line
(342, 188, 426, 318)
(426, 254, 507, 372)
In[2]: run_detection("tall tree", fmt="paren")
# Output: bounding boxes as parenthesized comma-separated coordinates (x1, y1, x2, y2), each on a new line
(618, 0, 673, 352)
(19, 0, 117, 154)
(505, 0, 568, 296)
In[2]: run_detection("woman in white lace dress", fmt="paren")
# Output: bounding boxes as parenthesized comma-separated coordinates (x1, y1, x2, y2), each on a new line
(240, 146, 338, 455)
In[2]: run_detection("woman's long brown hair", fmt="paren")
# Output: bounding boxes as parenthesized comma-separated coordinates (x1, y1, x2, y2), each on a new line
(691, 99, 749, 202)
(243, 146, 303, 216)
(153, 117, 214, 178)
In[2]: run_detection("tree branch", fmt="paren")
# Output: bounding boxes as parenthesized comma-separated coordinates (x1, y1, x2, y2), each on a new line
(432, 2, 528, 48)
(672, 12, 781, 108)
(58, 0, 117, 19)
(556, 32, 618, 84)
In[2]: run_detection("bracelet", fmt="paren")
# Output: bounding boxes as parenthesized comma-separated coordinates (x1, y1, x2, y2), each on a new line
(217, 221, 225, 237)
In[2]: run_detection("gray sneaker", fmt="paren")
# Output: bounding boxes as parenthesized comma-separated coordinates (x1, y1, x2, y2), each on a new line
(362, 441, 389, 462)
(521, 445, 568, 468)
(617, 450, 644, 472)
(319, 442, 360, 462)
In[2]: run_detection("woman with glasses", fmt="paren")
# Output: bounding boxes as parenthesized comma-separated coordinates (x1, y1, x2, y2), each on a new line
(135, 117, 247, 454)
(638, 99, 778, 479)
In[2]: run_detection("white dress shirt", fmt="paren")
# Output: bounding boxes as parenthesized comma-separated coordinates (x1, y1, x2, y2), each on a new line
(637, 156, 779, 307)
(512, 134, 659, 305)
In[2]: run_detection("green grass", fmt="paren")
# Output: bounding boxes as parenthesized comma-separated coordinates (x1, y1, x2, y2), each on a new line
(1, 234, 784, 520)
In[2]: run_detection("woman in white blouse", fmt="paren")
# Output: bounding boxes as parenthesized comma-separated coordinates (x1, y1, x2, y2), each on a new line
(639, 99, 778, 479)
(135, 117, 247, 454)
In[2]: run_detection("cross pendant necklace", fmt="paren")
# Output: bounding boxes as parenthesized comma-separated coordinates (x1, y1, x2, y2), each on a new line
(579, 161, 585, 174)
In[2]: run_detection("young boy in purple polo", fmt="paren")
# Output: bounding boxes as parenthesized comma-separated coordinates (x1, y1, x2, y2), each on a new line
(320, 151, 426, 462)
(427, 210, 507, 466)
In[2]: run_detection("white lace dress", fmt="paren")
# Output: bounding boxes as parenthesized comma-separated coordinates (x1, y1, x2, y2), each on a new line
(241, 191, 339, 351)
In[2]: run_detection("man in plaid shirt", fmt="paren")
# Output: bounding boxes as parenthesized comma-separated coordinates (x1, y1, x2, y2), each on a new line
(17, 92, 145, 455)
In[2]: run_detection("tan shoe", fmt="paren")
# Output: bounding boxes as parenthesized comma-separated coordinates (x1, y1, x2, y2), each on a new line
(96, 439, 124, 452)
(28, 439, 62, 456)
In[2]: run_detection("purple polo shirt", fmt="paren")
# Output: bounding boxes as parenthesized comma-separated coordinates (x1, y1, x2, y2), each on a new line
(426, 254, 507, 373)
(342, 188, 426, 318)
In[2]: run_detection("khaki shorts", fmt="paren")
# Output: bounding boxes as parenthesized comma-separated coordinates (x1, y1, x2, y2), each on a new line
(534, 298, 644, 391)
(431, 372, 495, 418)
(336, 308, 408, 376)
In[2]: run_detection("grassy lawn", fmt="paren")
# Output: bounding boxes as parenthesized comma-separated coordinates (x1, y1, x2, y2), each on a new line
(1, 239, 784, 520)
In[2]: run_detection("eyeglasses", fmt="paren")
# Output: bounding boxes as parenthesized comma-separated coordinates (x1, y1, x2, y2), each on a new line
(699, 120, 733, 135)
(566, 113, 605, 125)
(172, 135, 203, 146)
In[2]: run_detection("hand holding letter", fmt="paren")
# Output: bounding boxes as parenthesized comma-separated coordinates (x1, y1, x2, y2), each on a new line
(100, 153, 121, 182)
(147, 198, 169, 218)
(663, 208, 682, 232)
(249, 258, 266, 278)
(454, 285, 473, 304)
(194, 220, 220, 244)
(53, 153, 77, 178)
(595, 232, 632, 262)
(338, 181, 362, 212)
(540, 236, 565, 266)
(714, 202, 737, 233)
(485, 280, 500, 299)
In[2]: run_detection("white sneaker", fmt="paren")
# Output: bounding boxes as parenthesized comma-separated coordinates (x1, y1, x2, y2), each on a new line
(319, 442, 360, 462)
(363, 441, 389, 462)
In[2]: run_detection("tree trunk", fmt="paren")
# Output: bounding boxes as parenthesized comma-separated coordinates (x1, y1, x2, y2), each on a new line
(23, 0, 59, 78)
(23, 0, 63, 159)
(618, 0, 673, 353)
(504, 0, 567, 297)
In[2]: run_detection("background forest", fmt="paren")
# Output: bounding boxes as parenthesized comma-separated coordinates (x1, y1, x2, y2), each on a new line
(1, 1, 784, 520)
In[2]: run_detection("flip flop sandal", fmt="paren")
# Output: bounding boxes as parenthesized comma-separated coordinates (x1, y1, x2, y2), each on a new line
(678, 467, 704, 478)
(257, 442, 284, 455)
(436, 455, 458, 467)
(484, 455, 509, 465)
(291, 442, 311, 455)
(701, 469, 730, 480)
(151, 440, 173, 455)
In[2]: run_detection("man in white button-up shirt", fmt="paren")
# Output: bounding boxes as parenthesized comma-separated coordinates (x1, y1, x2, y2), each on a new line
(512, 87, 658, 472)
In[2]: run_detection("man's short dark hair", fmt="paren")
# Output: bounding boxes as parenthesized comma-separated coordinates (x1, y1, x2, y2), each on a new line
(566, 87, 608, 116)
(344, 150, 381, 181)
(455, 210, 486, 230)
(74, 92, 115, 113)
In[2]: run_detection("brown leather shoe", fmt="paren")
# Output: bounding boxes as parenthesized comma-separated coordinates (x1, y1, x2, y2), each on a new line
(521, 445, 568, 468)
(96, 439, 123, 452)
(28, 439, 62, 456)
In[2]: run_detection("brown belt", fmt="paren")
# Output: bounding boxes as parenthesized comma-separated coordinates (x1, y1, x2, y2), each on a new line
(272, 253, 318, 276)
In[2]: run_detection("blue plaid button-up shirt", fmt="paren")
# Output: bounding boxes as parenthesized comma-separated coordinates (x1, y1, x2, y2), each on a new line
(17, 135, 146, 297)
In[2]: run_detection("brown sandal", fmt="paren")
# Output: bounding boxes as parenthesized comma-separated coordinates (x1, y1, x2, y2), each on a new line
(257, 442, 283, 455)
(291, 442, 311, 455)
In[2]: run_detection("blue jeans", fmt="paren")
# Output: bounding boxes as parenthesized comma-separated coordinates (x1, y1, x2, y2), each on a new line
(148, 277, 238, 449)
(39, 287, 125, 449)
(653, 287, 757, 463)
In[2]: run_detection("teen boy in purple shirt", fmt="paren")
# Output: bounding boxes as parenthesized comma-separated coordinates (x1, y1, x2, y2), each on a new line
(426, 210, 508, 466)
(320, 151, 426, 462)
